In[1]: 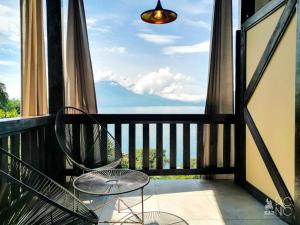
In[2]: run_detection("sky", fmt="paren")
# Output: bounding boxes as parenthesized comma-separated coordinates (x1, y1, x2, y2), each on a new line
(0, 0, 239, 107)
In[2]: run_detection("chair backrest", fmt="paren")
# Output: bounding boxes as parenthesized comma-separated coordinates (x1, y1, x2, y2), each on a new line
(0, 148, 98, 225)
(55, 107, 122, 171)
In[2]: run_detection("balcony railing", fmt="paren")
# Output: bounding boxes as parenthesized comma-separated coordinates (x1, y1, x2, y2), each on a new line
(64, 114, 237, 176)
(0, 114, 236, 208)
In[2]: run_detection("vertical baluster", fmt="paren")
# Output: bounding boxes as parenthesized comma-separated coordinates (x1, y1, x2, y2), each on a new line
(45, 125, 65, 184)
(100, 124, 107, 166)
(10, 134, 20, 201)
(197, 123, 204, 168)
(38, 127, 46, 172)
(85, 124, 94, 167)
(115, 123, 122, 159)
(72, 124, 81, 166)
(183, 124, 190, 169)
(156, 123, 163, 170)
(170, 124, 177, 169)
(143, 124, 149, 170)
(0, 137, 9, 208)
(223, 124, 231, 168)
(21, 132, 31, 164)
(209, 124, 218, 168)
(30, 129, 39, 169)
(129, 124, 136, 169)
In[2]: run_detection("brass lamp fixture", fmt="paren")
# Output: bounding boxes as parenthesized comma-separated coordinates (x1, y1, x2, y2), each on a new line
(141, 0, 177, 24)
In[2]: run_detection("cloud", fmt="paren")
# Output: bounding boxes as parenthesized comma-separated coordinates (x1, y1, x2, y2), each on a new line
(86, 18, 110, 33)
(162, 41, 210, 55)
(180, 0, 213, 15)
(96, 47, 126, 54)
(94, 67, 204, 102)
(137, 33, 181, 45)
(0, 4, 20, 43)
(0, 60, 18, 66)
(183, 19, 211, 30)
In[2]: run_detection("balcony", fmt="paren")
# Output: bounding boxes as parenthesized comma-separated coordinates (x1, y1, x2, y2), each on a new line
(78, 179, 286, 224)
(0, 114, 288, 224)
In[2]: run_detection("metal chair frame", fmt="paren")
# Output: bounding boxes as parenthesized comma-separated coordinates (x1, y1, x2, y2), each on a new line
(0, 147, 99, 225)
(55, 106, 122, 173)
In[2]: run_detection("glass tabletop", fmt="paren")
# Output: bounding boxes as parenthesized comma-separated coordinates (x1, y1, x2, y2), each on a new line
(73, 169, 150, 195)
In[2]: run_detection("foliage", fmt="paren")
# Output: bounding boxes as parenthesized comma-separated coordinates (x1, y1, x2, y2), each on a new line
(0, 83, 20, 118)
(0, 82, 9, 110)
(121, 148, 169, 169)
(121, 148, 200, 180)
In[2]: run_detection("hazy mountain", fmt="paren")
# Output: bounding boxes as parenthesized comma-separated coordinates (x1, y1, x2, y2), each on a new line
(95, 81, 204, 107)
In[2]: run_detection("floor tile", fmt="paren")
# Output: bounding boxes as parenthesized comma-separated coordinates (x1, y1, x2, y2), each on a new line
(157, 194, 222, 220)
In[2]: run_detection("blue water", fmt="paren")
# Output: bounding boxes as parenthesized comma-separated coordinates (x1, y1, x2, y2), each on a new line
(101, 106, 205, 168)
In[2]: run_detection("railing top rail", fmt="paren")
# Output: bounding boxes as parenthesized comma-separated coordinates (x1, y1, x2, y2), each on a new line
(0, 114, 236, 137)
(0, 115, 55, 137)
(64, 114, 237, 124)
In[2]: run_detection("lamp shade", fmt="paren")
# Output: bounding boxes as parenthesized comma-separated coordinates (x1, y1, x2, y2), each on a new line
(141, 0, 177, 24)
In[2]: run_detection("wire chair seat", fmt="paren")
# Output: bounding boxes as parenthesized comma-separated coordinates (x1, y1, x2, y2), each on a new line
(0, 148, 98, 225)
(73, 169, 150, 195)
(55, 107, 122, 172)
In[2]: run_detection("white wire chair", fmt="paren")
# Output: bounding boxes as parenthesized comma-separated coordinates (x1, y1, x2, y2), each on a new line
(0, 147, 99, 225)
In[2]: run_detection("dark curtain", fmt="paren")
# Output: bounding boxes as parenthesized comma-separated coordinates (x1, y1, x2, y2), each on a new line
(204, 0, 233, 173)
(65, 0, 100, 167)
(65, 0, 98, 113)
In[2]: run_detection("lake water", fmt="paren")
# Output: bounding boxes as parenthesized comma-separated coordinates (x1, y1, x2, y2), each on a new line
(101, 106, 205, 168)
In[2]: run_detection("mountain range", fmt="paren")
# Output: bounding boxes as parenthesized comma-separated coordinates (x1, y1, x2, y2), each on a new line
(95, 81, 205, 107)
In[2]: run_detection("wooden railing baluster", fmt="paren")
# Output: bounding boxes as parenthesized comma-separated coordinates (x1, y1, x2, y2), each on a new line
(143, 124, 149, 170)
(115, 123, 122, 158)
(197, 123, 204, 168)
(129, 124, 136, 169)
(183, 124, 190, 169)
(100, 124, 108, 165)
(170, 123, 177, 169)
(30, 129, 39, 169)
(38, 127, 46, 172)
(0, 137, 9, 208)
(223, 124, 231, 168)
(72, 124, 81, 166)
(10, 134, 20, 201)
(85, 124, 95, 166)
(209, 124, 218, 168)
(21, 132, 31, 164)
(156, 123, 163, 170)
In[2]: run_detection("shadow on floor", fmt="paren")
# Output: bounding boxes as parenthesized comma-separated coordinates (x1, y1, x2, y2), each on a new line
(121, 211, 189, 225)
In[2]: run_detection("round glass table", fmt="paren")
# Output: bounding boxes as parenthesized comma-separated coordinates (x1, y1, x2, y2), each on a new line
(73, 169, 150, 224)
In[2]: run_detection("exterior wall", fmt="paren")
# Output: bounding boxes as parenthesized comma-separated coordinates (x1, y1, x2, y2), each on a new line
(245, 5, 296, 203)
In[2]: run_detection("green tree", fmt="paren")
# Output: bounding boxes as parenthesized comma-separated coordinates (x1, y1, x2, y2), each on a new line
(0, 82, 9, 111)
(0, 83, 20, 118)
(121, 148, 169, 169)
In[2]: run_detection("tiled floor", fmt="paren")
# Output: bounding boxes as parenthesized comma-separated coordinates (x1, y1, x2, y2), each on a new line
(80, 179, 287, 225)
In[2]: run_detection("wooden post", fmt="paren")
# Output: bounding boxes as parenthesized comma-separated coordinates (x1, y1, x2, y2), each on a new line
(295, 0, 300, 223)
(46, 0, 65, 184)
(46, 0, 64, 114)
(234, 30, 246, 185)
(241, 0, 255, 24)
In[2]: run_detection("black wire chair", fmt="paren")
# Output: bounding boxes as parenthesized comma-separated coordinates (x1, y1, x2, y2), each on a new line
(55, 107, 122, 173)
(0, 148, 99, 225)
